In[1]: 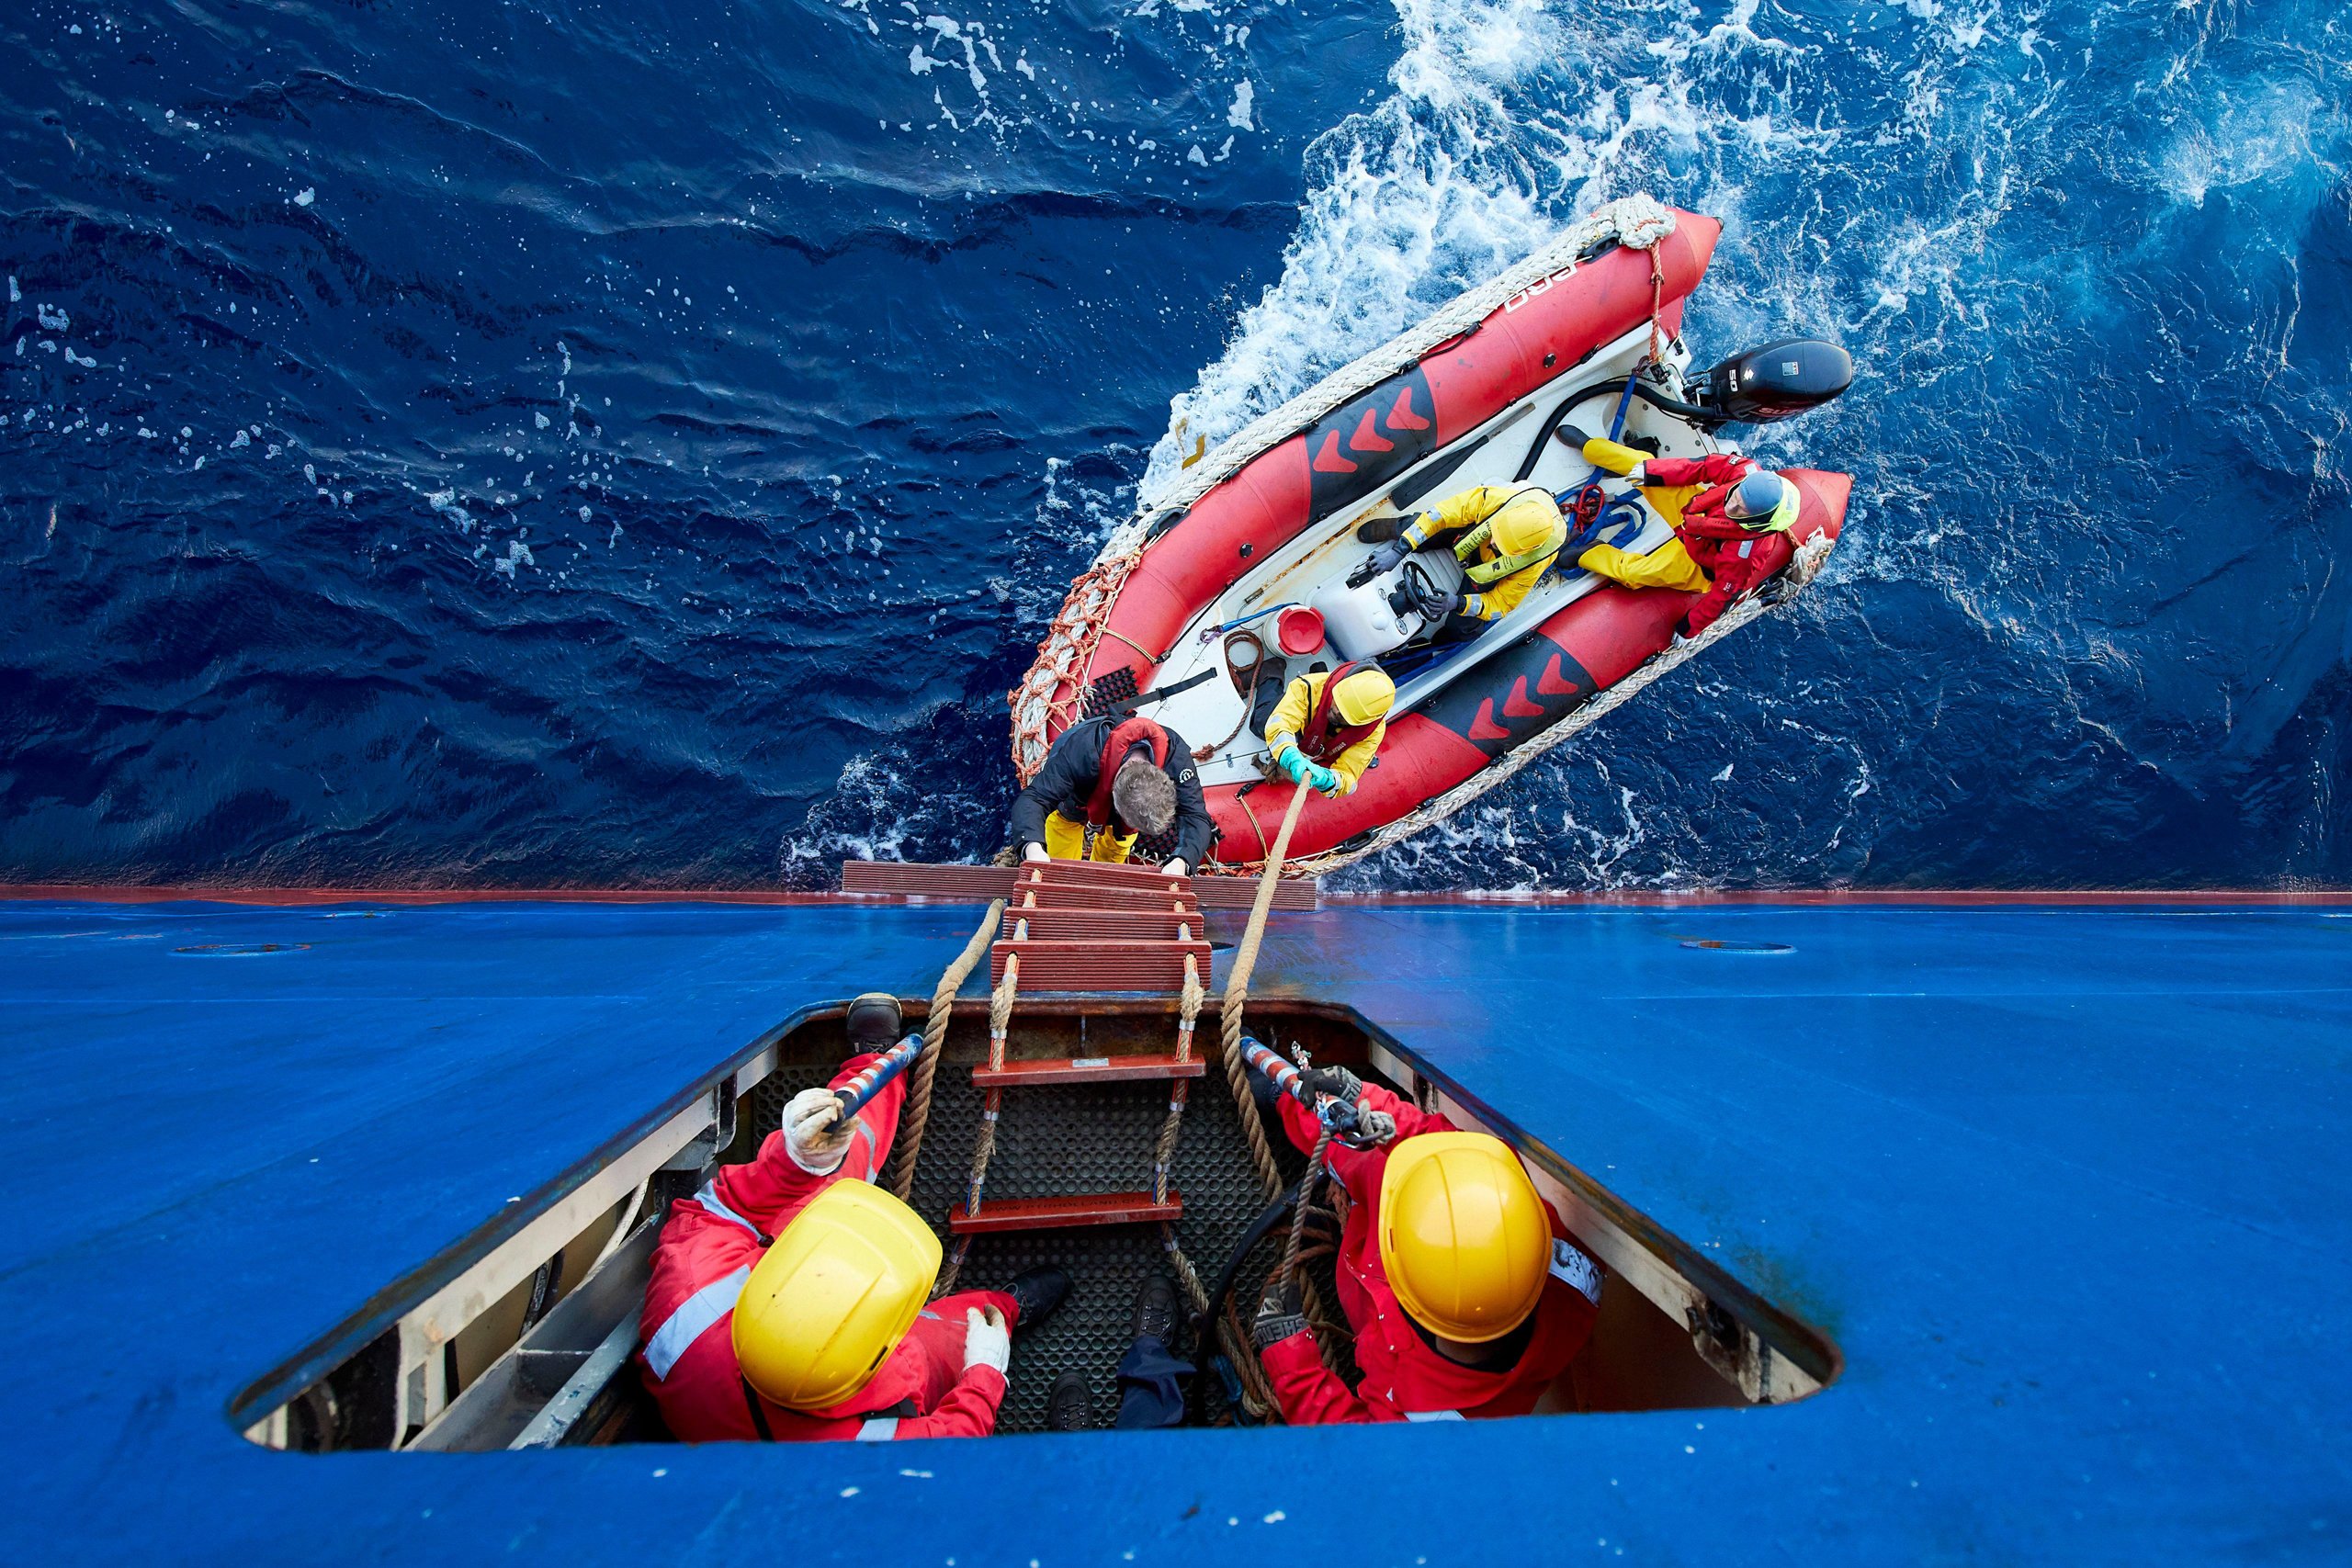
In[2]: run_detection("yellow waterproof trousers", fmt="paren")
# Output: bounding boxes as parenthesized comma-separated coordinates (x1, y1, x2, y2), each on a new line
(1577, 534, 1712, 593)
(1044, 810, 1136, 863)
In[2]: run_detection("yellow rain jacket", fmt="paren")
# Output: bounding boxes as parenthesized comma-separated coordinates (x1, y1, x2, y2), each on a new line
(1263, 672, 1387, 795)
(1399, 486, 1568, 622)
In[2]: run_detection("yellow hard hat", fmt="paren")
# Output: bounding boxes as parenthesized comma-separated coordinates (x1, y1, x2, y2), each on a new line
(1378, 1132, 1550, 1342)
(1331, 666, 1396, 728)
(1490, 495, 1566, 559)
(732, 1180, 943, 1410)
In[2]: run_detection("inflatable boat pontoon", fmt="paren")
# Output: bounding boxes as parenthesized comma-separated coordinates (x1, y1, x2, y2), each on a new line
(1010, 198, 1856, 872)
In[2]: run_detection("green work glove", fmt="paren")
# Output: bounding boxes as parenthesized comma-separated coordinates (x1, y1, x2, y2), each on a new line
(1305, 760, 1343, 796)
(1274, 744, 1314, 787)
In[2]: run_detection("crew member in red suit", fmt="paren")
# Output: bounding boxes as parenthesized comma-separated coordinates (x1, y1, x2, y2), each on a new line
(638, 993, 1069, 1440)
(1247, 1060, 1605, 1423)
(1579, 438, 1803, 637)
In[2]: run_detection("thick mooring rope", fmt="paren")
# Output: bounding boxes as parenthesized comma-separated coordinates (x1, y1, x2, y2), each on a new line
(933, 950, 1020, 1297)
(1219, 783, 1313, 1201)
(886, 897, 1008, 1203)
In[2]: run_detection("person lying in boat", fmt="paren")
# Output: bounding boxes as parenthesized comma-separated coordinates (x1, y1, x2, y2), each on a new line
(1246, 1060, 1603, 1425)
(1262, 661, 1396, 797)
(1575, 437, 1800, 637)
(1009, 712, 1216, 876)
(1363, 485, 1570, 643)
(638, 993, 1070, 1442)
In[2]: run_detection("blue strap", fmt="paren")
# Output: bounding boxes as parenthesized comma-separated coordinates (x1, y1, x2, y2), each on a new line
(1607, 371, 1639, 442)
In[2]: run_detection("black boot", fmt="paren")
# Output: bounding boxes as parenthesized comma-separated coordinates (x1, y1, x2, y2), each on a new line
(1002, 1266, 1071, 1334)
(845, 992, 902, 1050)
(1044, 1371, 1092, 1432)
(1130, 1273, 1179, 1351)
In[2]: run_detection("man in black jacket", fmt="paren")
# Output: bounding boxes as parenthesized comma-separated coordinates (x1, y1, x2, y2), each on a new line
(1007, 714, 1216, 875)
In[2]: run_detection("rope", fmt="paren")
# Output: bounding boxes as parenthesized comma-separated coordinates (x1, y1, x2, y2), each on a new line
(1218, 783, 1313, 1201)
(1097, 626, 1163, 666)
(885, 896, 1008, 1203)
(1193, 635, 1265, 761)
(1148, 953, 1205, 1203)
(1645, 244, 1667, 367)
(1284, 1126, 1334, 1286)
(934, 951, 1019, 1297)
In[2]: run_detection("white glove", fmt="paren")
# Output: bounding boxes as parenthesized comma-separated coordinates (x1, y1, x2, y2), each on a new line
(782, 1087, 854, 1175)
(1622, 460, 1649, 485)
(1159, 858, 1188, 877)
(963, 1306, 1011, 1376)
(1023, 841, 1049, 864)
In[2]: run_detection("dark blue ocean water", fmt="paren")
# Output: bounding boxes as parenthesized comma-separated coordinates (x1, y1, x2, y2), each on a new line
(2, 0, 2346, 891)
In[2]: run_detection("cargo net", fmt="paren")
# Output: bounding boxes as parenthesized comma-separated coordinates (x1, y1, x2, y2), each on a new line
(1007, 197, 1681, 792)
(747, 1050, 1348, 1431)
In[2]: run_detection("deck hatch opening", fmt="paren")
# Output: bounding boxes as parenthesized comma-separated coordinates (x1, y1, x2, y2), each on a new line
(234, 998, 1838, 1450)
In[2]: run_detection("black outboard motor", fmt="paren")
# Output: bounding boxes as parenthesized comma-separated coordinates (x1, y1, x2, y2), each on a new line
(1687, 337, 1852, 426)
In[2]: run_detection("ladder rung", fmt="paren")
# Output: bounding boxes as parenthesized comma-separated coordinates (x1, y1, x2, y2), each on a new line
(971, 1054, 1207, 1089)
(1020, 860, 1191, 888)
(1001, 908, 1202, 942)
(989, 939, 1212, 991)
(947, 1191, 1184, 1234)
(1012, 883, 1199, 913)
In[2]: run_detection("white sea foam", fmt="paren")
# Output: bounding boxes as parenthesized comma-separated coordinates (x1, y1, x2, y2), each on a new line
(1136, 0, 1759, 504)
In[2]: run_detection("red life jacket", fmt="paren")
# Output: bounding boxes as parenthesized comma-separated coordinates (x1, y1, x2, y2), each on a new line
(1084, 716, 1171, 827)
(1301, 662, 1381, 763)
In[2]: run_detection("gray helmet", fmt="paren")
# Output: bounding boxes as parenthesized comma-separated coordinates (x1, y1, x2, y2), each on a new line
(1724, 470, 1794, 531)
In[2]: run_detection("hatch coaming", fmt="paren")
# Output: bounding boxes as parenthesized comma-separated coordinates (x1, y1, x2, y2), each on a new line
(235, 995, 1837, 1452)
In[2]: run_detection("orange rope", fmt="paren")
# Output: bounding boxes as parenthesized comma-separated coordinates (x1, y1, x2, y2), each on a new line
(1645, 246, 1667, 367)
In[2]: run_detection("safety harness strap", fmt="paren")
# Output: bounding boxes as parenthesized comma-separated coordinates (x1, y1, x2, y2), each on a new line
(1299, 662, 1379, 761)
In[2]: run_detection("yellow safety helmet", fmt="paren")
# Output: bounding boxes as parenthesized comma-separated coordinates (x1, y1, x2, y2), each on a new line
(732, 1180, 943, 1410)
(1489, 494, 1566, 559)
(1378, 1132, 1550, 1343)
(1331, 666, 1396, 728)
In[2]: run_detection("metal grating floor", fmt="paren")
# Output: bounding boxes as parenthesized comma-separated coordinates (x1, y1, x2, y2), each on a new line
(750, 1036, 1330, 1432)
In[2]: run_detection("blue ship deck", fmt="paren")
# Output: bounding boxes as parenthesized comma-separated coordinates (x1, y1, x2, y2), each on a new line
(4, 896, 2347, 1563)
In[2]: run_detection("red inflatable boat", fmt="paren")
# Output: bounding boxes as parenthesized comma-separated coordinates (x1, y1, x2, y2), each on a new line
(1009, 198, 1856, 872)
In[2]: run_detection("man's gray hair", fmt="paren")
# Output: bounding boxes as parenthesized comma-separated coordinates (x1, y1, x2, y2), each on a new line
(1111, 756, 1177, 837)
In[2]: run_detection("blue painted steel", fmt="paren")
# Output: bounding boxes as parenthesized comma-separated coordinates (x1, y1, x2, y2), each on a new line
(3, 898, 2349, 1564)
